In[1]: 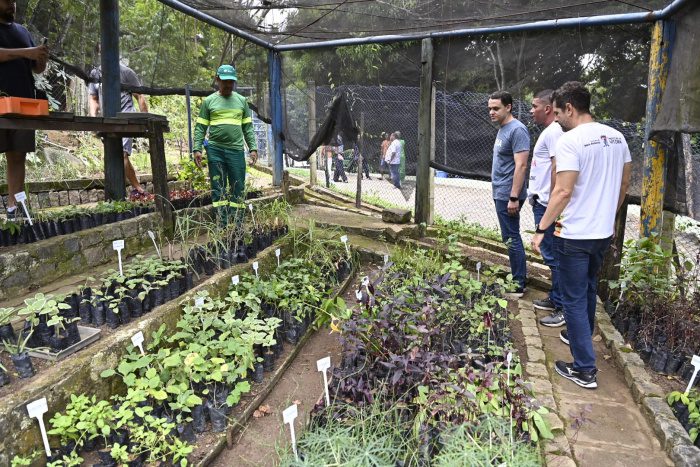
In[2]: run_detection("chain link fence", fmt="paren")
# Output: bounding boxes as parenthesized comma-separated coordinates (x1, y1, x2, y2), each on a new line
(283, 84, 700, 266)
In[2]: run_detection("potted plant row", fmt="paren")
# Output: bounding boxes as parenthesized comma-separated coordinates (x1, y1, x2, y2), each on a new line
(667, 390, 700, 448)
(11, 239, 349, 465)
(0, 200, 155, 248)
(607, 237, 700, 384)
(294, 240, 552, 464)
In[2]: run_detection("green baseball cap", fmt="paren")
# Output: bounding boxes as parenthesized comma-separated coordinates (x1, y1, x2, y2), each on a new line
(216, 64, 237, 81)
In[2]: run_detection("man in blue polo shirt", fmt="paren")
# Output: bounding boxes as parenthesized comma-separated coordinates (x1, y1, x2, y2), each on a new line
(0, 0, 48, 219)
(488, 90, 530, 297)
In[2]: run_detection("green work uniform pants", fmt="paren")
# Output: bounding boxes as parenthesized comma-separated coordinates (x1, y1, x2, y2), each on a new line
(206, 145, 246, 227)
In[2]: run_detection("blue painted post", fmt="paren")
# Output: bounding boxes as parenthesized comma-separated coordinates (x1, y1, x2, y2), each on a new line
(268, 50, 284, 186)
(640, 19, 675, 240)
(99, 0, 125, 200)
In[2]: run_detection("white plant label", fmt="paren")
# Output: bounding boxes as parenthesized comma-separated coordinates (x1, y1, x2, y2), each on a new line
(685, 354, 700, 395)
(14, 191, 33, 226)
(248, 203, 256, 227)
(384, 254, 389, 265)
(317, 357, 331, 406)
(275, 248, 281, 267)
(27, 398, 51, 457)
(355, 289, 363, 300)
(232, 275, 240, 286)
(195, 297, 205, 307)
(113, 240, 125, 276)
(476, 261, 482, 281)
(131, 331, 145, 355)
(147, 230, 161, 259)
(252, 261, 259, 279)
(362, 276, 370, 287)
(340, 235, 350, 256)
(282, 404, 299, 460)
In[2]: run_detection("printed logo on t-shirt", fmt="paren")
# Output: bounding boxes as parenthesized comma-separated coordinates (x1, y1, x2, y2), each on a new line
(495, 139, 503, 148)
(601, 135, 609, 147)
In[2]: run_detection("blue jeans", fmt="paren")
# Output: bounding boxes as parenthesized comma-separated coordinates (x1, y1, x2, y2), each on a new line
(389, 163, 401, 188)
(554, 236, 611, 372)
(494, 199, 526, 289)
(532, 202, 562, 308)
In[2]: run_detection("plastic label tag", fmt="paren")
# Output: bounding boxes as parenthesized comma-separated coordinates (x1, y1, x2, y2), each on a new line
(317, 357, 331, 407)
(195, 297, 205, 307)
(147, 230, 161, 259)
(476, 261, 482, 281)
(232, 275, 240, 286)
(252, 261, 259, 278)
(362, 276, 369, 287)
(355, 290, 362, 300)
(14, 191, 33, 226)
(685, 354, 700, 395)
(275, 248, 281, 267)
(131, 331, 145, 355)
(113, 240, 125, 276)
(283, 404, 299, 460)
(340, 235, 350, 256)
(27, 398, 51, 457)
(384, 254, 389, 265)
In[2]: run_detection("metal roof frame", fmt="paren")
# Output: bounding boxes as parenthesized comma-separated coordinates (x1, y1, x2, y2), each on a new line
(158, 0, 691, 52)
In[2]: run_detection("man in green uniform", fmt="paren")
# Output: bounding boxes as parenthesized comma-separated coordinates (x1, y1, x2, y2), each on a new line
(193, 64, 257, 227)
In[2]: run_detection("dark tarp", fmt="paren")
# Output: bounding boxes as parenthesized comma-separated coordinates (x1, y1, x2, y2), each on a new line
(287, 91, 359, 162)
(650, 2, 700, 144)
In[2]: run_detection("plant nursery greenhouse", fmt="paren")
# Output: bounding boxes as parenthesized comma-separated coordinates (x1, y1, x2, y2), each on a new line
(1, 0, 700, 466)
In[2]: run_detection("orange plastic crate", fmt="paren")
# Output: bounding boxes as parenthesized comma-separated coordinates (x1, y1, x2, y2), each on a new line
(0, 97, 49, 116)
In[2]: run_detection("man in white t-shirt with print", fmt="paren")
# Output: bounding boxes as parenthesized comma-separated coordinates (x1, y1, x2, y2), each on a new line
(527, 90, 565, 326)
(532, 82, 631, 389)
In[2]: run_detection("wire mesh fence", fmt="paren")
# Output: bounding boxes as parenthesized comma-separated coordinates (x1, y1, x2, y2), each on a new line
(283, 83, 700, 266)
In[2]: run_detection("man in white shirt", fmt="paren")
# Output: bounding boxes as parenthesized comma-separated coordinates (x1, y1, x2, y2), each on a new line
(532, 82, 631, 389)
(384, 132, 402, 188)
(527, 90, 565, 326)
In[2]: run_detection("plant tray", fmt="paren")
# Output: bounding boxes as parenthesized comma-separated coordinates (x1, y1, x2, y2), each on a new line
(0, 96, 49, 116)
(27, 326, 102, 362)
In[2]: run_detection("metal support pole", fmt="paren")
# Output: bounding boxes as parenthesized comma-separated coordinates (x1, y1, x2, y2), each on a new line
(268, 50, 284, 187)
(356, 113, 364, 209)
(641, 20, 675, 239)
(100, 0, 125, 201)
(416, 38, 435, 225)
(185, 83, 193, 156)
(307, 81, 317, 186)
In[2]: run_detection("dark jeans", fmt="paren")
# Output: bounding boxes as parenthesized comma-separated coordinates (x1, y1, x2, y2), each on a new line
(532, 201, 562, 308)
(348, 156, 370, 178)
(494, 199, 527, 289)
(389, 163, 401, 188)
(554, 235, 612, 372)
(333, 158, 347, 182)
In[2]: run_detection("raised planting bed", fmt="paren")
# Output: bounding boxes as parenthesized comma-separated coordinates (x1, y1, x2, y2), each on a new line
(3, 224, 356, 465)
(0, 201, 155, 248)
(0, 220, 290, 389)
(279, 242, 551, 465)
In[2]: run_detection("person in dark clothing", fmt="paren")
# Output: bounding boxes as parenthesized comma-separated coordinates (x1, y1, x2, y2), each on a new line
(332, 135, 348, 183)
(0, 0, 48, 219)
(347, 143, 371, 179)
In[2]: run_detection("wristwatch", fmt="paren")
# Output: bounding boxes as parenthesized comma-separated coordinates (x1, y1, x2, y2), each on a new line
(509, 196, 518, 202)
(535, 223, 547, 234)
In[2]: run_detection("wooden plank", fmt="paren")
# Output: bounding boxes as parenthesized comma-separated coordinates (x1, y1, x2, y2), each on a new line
(148, 120, 174, 233)
(0, 117, 148, 134)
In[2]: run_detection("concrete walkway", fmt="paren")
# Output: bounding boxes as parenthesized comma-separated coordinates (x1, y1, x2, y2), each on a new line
(518, 290, 672, 467)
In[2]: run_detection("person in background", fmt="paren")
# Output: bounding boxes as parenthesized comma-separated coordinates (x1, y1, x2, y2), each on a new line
(88, 59, 149, 196)
(333, 134, 348, 183)
(528, 89, 565, 326)
(192, 64, 257, 227)
(348, 142, 371, 179)
(384, 132, 402, 189)
(0, 0, 48, 219)
(396, 131, 406, 184)
(379, 132, 390, 177)
(488, 90, 530, 297)
(533, 81, 631, 389)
